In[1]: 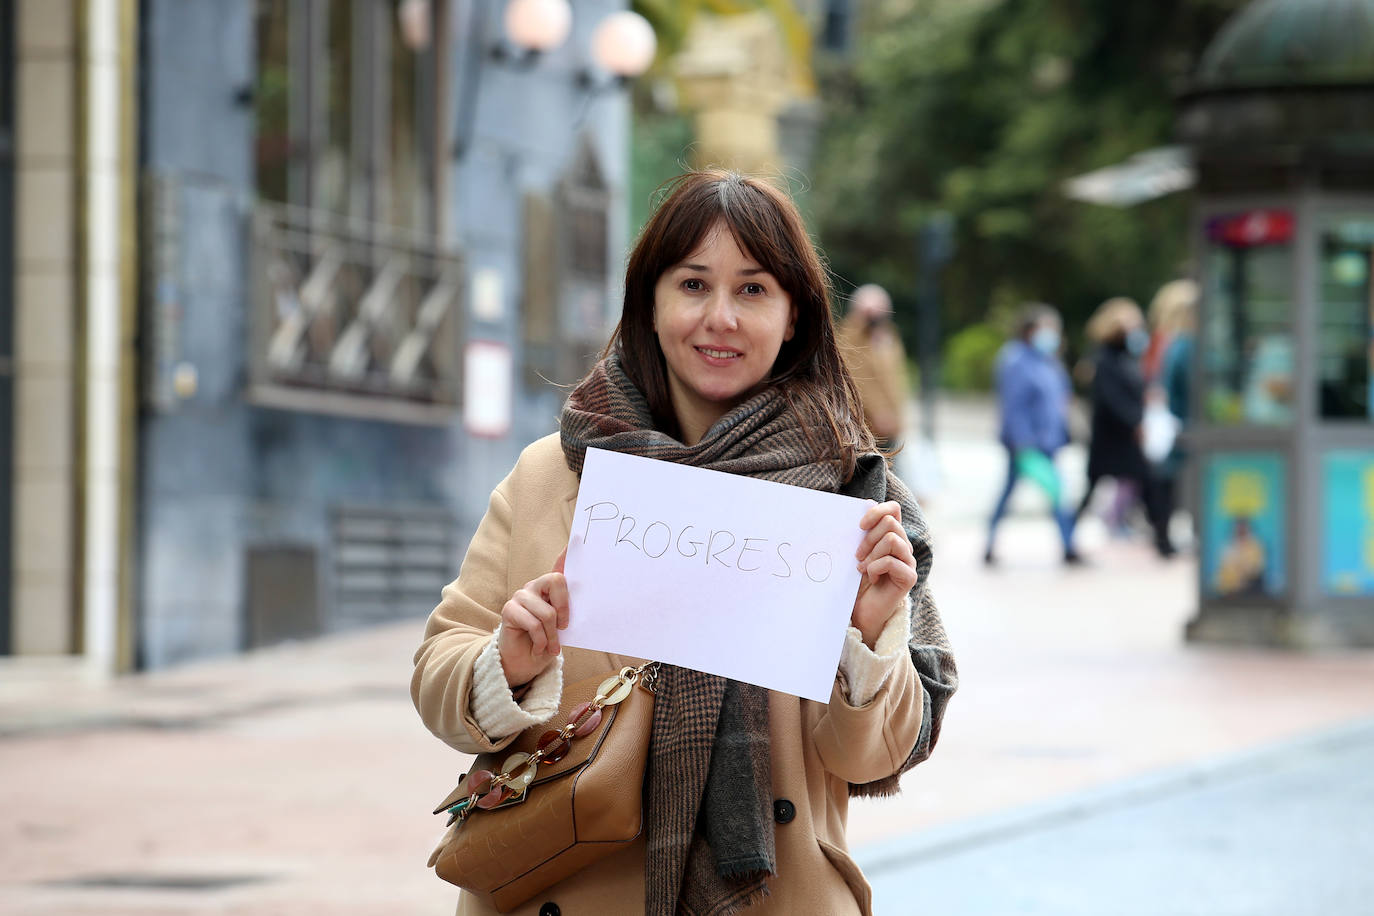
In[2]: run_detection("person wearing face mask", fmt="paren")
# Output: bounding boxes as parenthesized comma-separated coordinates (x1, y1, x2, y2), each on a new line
(1075, 297, 1176, 558)
(984, 303, 1082, 566)
(838, 284, 911, 452)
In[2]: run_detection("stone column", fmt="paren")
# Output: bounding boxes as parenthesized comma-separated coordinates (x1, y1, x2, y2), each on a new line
(674, 13, 793, 176)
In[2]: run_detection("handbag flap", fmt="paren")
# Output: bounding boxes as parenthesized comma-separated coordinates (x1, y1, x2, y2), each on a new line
(433, 671, 631, 814)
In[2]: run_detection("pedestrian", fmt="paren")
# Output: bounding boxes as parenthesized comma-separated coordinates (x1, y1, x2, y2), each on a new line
(412, 170, 958, 916)
(984, 303, 1082, 566)
(1074, 297, 1176, 558)
(1149, 279, 1198, 547)
(837, 283, 910, 451)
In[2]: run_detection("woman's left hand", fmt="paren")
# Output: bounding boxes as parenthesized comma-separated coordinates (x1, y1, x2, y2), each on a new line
(851, 500, 918, 649)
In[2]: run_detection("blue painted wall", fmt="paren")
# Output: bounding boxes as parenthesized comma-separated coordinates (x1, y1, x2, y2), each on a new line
(137, 0, 630, 668)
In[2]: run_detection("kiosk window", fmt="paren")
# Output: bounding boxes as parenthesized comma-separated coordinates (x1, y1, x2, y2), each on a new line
(1318, 219, 1373, 421)
(1202, 211, 1295, 426)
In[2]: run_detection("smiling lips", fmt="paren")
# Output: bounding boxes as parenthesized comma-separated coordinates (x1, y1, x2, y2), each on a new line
(695, 345, 742, 364)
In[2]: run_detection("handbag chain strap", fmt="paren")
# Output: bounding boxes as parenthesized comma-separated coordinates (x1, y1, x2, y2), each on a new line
(444, 661, 660, 826)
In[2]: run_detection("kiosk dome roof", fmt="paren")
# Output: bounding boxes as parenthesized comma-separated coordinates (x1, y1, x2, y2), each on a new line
(1196, 0, 1374, 90)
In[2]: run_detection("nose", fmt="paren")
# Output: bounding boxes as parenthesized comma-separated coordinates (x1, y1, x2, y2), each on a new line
(703, 292, 739, 332)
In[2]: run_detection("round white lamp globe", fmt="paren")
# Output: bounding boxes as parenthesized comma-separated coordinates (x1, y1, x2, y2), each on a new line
(504, 0, 573, 53)
(591, 11, 657, 78)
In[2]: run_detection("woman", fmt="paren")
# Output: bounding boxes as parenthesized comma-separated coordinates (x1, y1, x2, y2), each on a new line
(836, 283, 910, 450)
(412, 171, 957, 916)
(1151, 279, 1199, 550)
(1074, 297, 1175, 558)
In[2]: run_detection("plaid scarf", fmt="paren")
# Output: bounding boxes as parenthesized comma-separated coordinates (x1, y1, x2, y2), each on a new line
(560, 355, 957, 915)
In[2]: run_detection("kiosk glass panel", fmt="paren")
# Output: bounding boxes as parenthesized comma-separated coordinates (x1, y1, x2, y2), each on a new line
(1318, 218, 1374, 421)
(1202, 211, 1294, 426)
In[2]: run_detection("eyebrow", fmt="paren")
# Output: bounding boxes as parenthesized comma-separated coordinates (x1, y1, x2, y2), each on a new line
(678, 263, 770, 276)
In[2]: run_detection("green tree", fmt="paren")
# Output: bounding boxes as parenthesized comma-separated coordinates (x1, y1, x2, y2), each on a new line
(810, 0, 1247, 355)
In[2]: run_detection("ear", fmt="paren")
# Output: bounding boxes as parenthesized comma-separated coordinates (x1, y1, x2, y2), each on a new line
(784, 304, 797, 342)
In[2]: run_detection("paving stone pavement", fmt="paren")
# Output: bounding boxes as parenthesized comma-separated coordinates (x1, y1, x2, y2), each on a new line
(3, 399, 1373, 915)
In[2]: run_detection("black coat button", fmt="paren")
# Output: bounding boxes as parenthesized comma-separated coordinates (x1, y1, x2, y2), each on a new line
(773, 799, 796, 824)
(538, 904, 560, 916)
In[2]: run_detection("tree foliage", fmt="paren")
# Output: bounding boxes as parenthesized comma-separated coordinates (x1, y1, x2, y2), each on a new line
(809, 0, 1248, 349)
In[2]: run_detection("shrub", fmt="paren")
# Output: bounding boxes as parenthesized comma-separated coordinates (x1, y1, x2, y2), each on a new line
(942, 322, 1006, 392)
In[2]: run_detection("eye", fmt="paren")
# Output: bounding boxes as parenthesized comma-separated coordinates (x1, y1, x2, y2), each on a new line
(682, 278, 706, 292)
(741, 282, 766, 296)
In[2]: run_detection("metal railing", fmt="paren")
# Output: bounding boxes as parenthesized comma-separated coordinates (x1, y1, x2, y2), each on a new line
(249, 202, 463, 417)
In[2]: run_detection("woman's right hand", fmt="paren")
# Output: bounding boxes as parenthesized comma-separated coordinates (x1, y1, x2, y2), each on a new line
(498, 548, 570, 688)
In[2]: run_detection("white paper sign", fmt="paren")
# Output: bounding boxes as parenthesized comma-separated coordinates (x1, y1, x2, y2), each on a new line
(561, 448, 868, 702)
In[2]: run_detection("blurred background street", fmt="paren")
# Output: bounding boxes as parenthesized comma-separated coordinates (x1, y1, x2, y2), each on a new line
(5, 0, 1374, 913)
(4, 398, 1374, 914)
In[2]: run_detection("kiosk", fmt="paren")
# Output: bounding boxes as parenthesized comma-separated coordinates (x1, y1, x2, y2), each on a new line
(1178, 0, 1374, 646)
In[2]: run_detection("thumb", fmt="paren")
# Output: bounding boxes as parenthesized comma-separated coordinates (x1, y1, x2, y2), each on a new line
(552, 546, 567, 575)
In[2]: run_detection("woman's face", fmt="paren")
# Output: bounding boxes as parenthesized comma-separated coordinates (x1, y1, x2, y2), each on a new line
(653, 223, 796, 443)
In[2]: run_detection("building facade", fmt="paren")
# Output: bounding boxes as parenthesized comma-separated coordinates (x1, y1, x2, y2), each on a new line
(3, 0, 630, 672)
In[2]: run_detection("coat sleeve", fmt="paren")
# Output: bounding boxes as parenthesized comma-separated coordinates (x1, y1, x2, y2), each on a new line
(999, 356, 1036, 450)
(811, 462, 955, 788)
(810, 614, 926, 785)
(412, 471, 531, 755)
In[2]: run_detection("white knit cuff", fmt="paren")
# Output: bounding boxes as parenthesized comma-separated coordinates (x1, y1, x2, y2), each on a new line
(470, 625, 564, 741)
(838, 596, 912, 707)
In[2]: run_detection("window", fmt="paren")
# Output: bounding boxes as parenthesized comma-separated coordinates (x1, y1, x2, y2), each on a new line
(1318, 218, 1373, 421)
(1202, 210, 1295, 426)
(250, 0, 460, 412)
(520, 137, 612, 388)
(254, 0, 443, 234)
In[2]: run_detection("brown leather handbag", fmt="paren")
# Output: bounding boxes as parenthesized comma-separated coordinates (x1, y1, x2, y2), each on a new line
(427, 662, 657, 913)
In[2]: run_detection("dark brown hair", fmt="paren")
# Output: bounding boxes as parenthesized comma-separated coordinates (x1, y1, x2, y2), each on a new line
(608, 170, 874, 476)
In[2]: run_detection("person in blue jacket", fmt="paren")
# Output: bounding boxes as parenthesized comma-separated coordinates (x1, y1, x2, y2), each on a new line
(985, 304, 1083, 566)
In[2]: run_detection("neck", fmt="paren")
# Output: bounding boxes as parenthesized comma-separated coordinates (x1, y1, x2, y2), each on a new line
(674, 404, 718, 446)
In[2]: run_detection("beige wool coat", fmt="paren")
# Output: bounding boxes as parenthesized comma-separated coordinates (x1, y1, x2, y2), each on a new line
(838, 314, 910, 442)
(412, 434, 927, 916)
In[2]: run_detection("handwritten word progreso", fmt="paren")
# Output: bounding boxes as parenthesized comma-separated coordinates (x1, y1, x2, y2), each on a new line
(580, 500, 835, 583)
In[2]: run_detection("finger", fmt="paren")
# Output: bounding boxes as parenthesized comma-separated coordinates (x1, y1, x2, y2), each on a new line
(518, 591, 562, 656)
(542, 573, 571, 630)
(859, 530, 914, 572)
(855, 513, 907, 560)
(505, 603, 549, 655)
(865, 555, 919, 591)
(857, 519, 912, 563)
(855, 514, 899, 559)
(552, 547, 567, 575)
(858, 500, 902, 531)
(513, 590, 560, 656)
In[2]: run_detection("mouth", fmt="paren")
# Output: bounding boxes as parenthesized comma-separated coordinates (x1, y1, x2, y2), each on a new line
(694, 345, 743, 362)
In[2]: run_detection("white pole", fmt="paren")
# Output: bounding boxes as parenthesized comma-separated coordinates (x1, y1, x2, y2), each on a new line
(83, 0, 122, 677)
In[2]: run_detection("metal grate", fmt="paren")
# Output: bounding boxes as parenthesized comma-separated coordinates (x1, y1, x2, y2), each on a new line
(245, 545, 320, 649)
(249, 201, 464, 405)
(332, 505, 457, 629)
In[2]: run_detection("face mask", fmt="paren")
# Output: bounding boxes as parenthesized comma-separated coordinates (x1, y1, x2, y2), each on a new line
(1126, 328, 1149, 356)
(1031, 328, 1060, 355)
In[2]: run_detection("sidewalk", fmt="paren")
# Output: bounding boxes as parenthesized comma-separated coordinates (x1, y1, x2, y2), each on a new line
(860, 716, 1374, 915)
(4, 404, 1374, 914)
